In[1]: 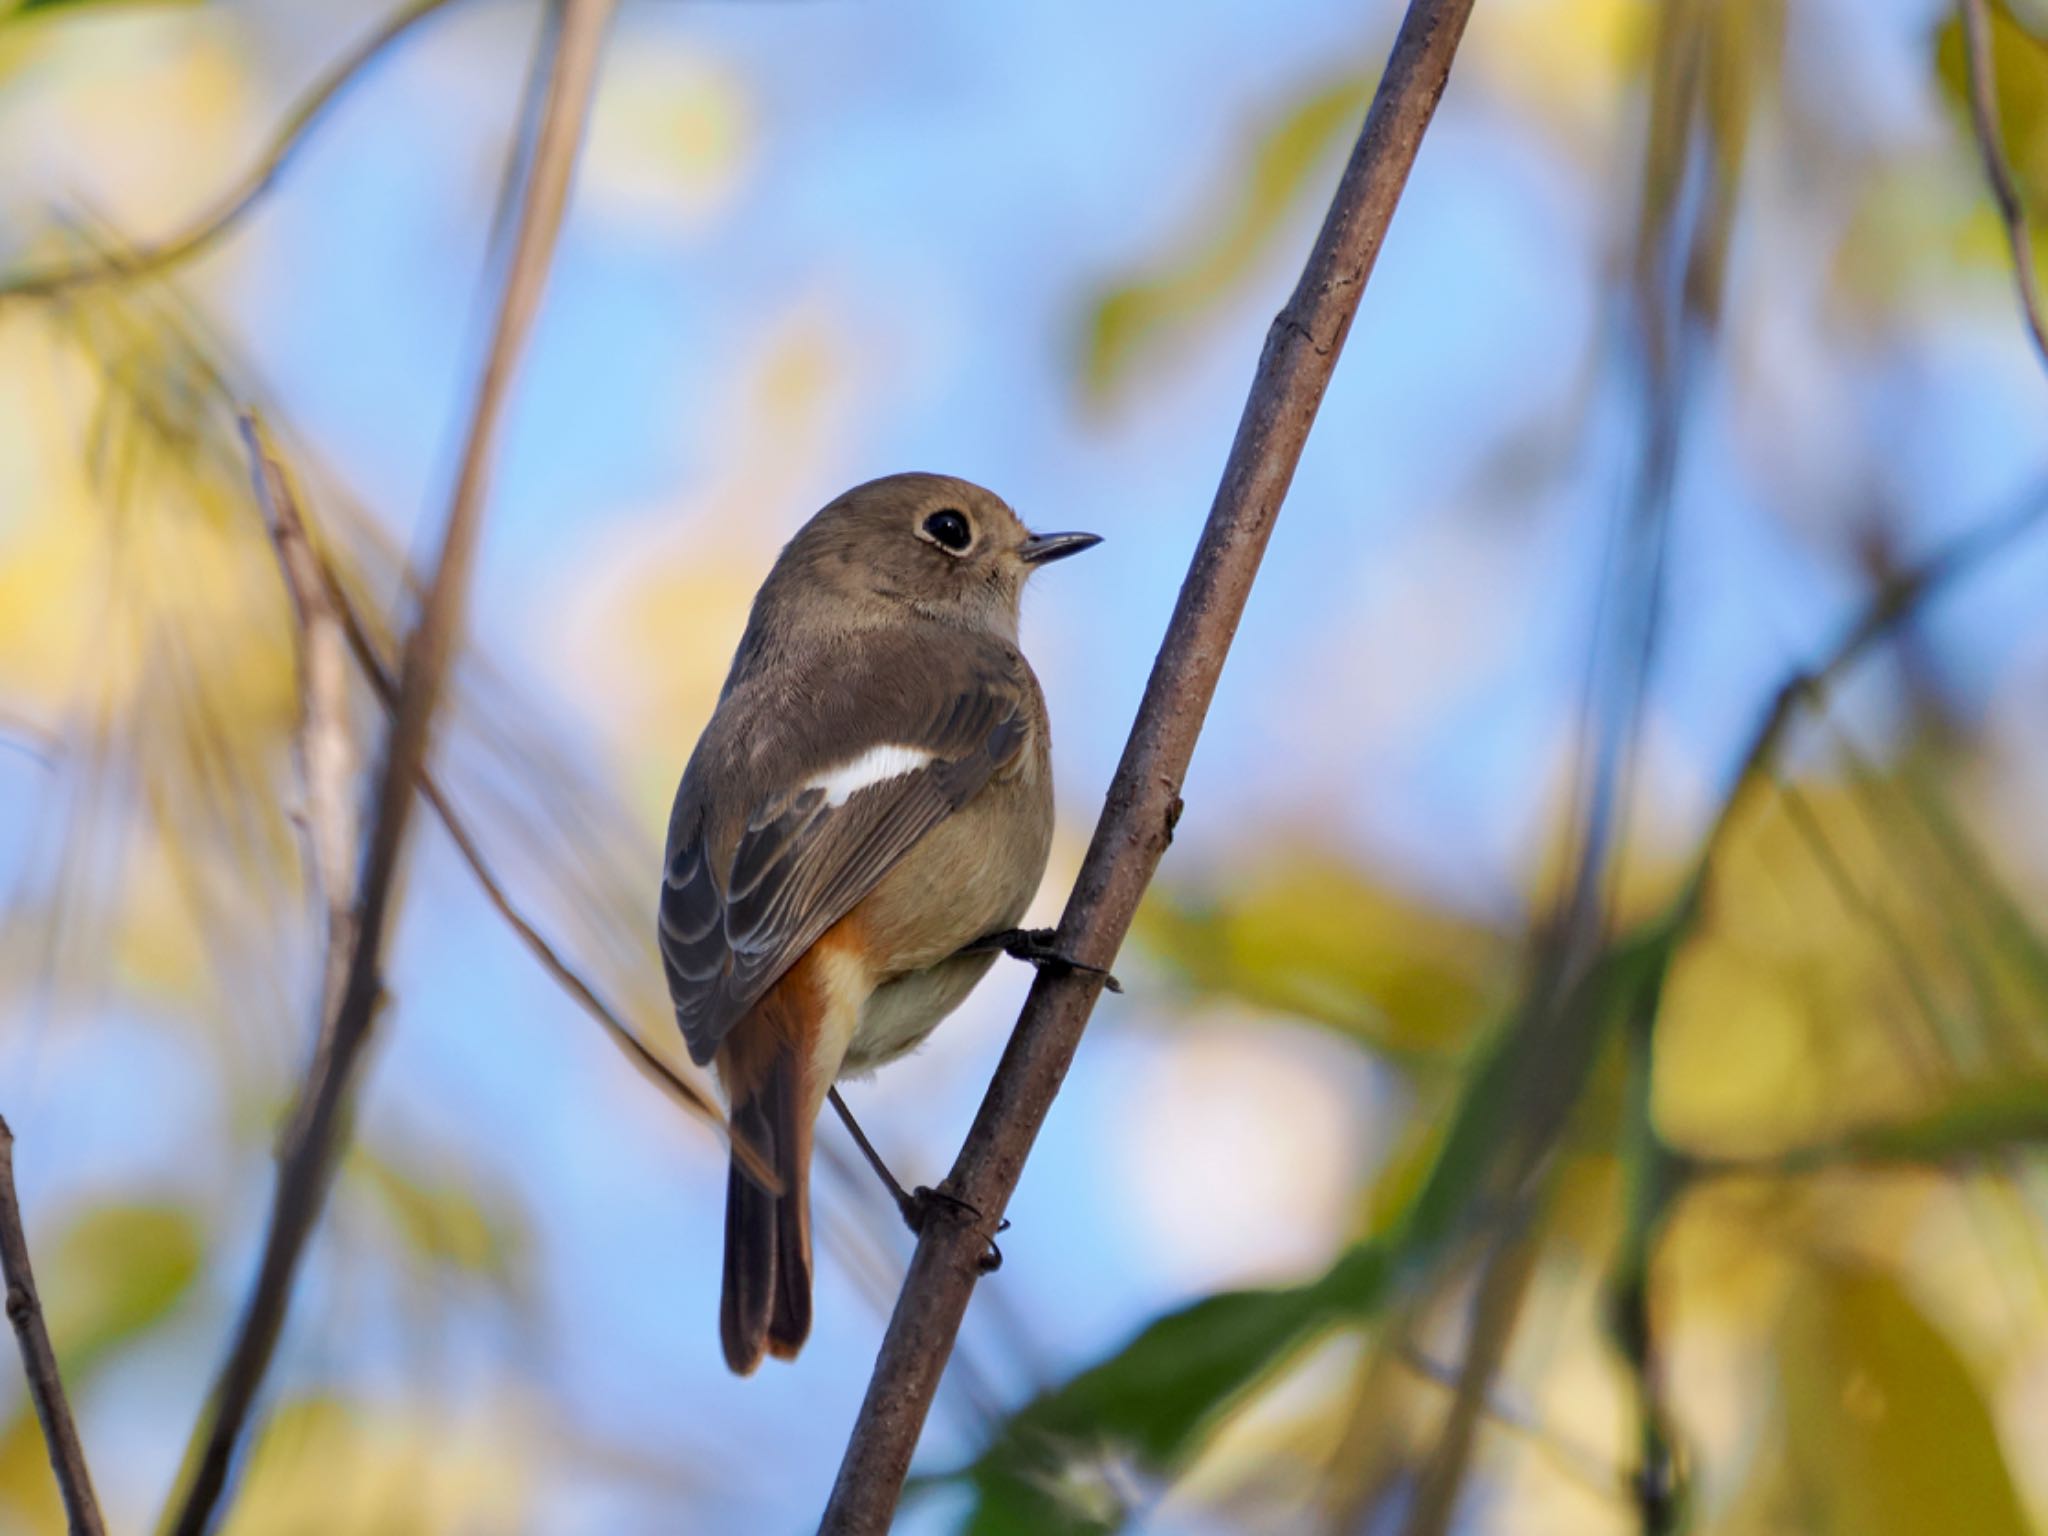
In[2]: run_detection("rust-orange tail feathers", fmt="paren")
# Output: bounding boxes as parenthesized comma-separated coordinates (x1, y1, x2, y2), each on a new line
(716, 964, 820, 1375)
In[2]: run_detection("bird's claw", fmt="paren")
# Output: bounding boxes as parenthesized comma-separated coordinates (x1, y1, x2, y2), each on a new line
(965, 927, 1122, 994)
(898, 1185, 1010, 1273)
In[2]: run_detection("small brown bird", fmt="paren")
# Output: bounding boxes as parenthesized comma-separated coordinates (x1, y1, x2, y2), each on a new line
(658, 472, 1099, 1374)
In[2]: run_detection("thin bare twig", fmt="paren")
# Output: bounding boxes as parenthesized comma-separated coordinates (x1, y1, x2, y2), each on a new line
(1699, 475, 2048, 877)
(245, 414, 743, 1153)
(325, 555, 740, 1140)
(1959, 0, 2048, 373)
(1392, 1345, 1623, 1506)
(237, 439, 751, 1169)
(0, 1118, 107, 1536)
(0, 714, 62, 773)
(818, 3, 1478, 1528)
(162, 4, 615, 1530)
(0, 0, 472, 304)
(242, 414, 359, 1035)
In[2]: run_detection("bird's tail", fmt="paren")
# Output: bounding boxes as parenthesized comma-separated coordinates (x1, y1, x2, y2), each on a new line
(720, 1039, 813, 1374)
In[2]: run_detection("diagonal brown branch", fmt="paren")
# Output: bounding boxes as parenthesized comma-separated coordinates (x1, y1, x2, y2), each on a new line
(161, 4, 616, 1531)
(1959, 0, 2048, 374)
(0, 1118, 107, 1536)
(818, 2, 1478, 1527)
(0, 0, 473, 305)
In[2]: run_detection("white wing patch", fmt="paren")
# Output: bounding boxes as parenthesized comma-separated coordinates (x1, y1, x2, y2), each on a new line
(808, 744, 935, 807)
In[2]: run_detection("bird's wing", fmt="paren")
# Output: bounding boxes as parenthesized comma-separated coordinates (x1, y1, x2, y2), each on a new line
(659, 644, 1031, 1067)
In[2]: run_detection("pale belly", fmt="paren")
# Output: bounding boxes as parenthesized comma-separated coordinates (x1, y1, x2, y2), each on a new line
(837, 768, 1051, 1077)
(841, 951, 1001, 1076)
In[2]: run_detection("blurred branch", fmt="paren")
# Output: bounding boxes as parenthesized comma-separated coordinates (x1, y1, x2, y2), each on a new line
(819, 2, 1479, 1529)
(1411, 3, 1765, 1517)
(1610, 975, 1685, 1536)
(1690, 1087, 2048, 1180)
(162, 3, 615, 1531)
(235, 419, 743, 1167)
(1392, 1345, 1623, 1507)
(1588, 476, 2048, 1533)
(0, 1118, 106, 1536)
(1400, 1211, 1545, 1536)
(1698, 475, 2048, 876)
(0, 711, 63, 772)
(0, 0, 472, 304)
(243, 415, 359, 1035)
(1959, 0, 2048, 373)
(304, 509, 741, 1148)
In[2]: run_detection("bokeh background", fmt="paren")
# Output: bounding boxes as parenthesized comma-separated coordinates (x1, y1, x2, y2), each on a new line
(4, 0, 2048, 1531)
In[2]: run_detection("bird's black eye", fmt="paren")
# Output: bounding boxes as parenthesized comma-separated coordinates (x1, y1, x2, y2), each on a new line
(923, 509, 973, 552)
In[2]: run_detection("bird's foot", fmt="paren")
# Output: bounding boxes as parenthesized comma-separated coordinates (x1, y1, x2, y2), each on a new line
(963, 927, 1122, 994)
(898, 1185, 1011, 1274)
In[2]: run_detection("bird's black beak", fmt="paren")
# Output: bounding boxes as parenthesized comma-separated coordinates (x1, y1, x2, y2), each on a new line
(1019, 530, 1103, 565)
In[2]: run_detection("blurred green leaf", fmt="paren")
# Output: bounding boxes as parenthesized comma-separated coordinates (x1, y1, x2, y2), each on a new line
(219, 1393, 536, 1534)
(1400, 912, 1681, 1255)
(1802, 1079, 2048, 1167)
(349, 1146, 527, 1291)
(1136, 855, 1506, 1062)
(42, 1200, 202, 1377)
(1079, 74, 1370, 408)
(1778, 1259, 2030, 1536)
(954, 1249, 1391, 1536)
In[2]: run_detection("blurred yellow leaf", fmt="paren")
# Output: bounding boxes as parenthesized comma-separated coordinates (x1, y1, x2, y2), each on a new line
(1778, 1258, 2030, 1536)
(220, 1396, 534, 1536)
(1078, 75, 1370, 408)
(1136, 851, 1507, 1062)
(0, 1411, 65, 1536)
(1652, 777, 2030, 1159)
(1470, 0, 1650, 147)
(349, 1145, 528, 1292)
(0, 8, 251, 233)
(582, 37, 751, 237)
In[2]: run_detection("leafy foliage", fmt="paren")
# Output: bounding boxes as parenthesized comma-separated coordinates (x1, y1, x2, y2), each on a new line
(949, 910, 1689, 1529)
(1778, 1260, 2031, 1536)
(1135, 854, 1506, 1062)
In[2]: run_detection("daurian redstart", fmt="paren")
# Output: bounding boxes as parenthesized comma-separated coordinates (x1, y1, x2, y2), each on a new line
(658, 473, 1098, 1374)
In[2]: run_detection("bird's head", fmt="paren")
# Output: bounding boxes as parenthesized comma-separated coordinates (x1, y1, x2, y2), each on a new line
(763, 472, 1099, 642)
